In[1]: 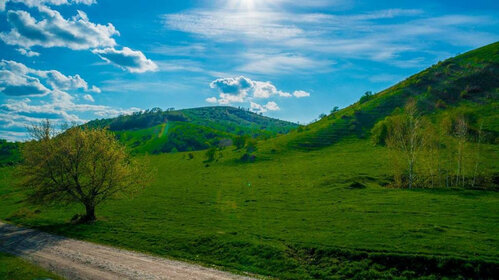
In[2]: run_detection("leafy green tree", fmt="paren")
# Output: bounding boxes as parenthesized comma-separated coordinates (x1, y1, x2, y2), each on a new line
(18, 121, 148, 222)
(386, 100, 426, 188)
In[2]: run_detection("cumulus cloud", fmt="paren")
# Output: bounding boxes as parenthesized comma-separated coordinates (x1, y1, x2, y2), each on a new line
(250, 101, 280, 113)
(0, 61, 138, 134)
(209, 76, 306, 103)
(92, 47, 158, 73)
(0, 7, 118, 50)
(82, 93, 94, 102)
(207, 76, 309, 112)
(0, 70, 50, 96)
(1, 2, 157, 74)
(0, 89, 140, 139)
(16, 48, 40, 57)
(1, 0, 96, 11)
(253, 81, 291, 98)
(205, 96, 217, 103)
(0, 60, 100, 95)
(293, 90, 310, 98)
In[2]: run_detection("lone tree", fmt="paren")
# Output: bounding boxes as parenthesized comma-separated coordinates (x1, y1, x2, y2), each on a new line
(18, 121, 148, 222)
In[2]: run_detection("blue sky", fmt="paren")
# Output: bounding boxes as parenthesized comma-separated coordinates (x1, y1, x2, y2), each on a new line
(0, 0, 498, 141)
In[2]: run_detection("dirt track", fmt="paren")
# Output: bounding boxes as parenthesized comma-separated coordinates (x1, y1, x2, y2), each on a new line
(0, 221, 257, 280)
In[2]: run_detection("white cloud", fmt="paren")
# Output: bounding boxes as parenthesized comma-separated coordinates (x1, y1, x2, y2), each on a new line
(264, 101, 279, 111)
(92, 47, 158, 73)
(163, 11, 303, 42)
(0, 60, 99, 95)
(293, 90, 310, 98)
(0, 89, 139, 134)
(205, 97, 218, 103)
(253, 81, 291, 98)
(83, 93, 94, 102)
(0, 69, 50, 96)
(89, 85, 101, 93)
(163, 5, 498, 69)
(1, 0, 96, 11)
(0, 7, 118, 50)
(207, 76, 309, 111)
(16, 48, 40, 57)
(1, 3, 157, 74)
(250, 101, 280, 113)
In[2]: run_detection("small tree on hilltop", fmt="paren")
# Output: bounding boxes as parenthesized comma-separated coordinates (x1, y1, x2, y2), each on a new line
(18, 121, 149, 222)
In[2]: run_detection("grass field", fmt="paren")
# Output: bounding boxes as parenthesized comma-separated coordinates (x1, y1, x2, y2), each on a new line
(0, 252, 62, 280)
(1, 138, 498, 279)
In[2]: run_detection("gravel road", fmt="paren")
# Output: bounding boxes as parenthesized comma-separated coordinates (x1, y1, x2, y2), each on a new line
(0, 221, 257, 280)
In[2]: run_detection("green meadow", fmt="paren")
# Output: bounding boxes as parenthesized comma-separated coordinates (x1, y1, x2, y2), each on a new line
(0, 252, 62, 280)
(1, 138, 498, 279)
(1, 42, 498, 279)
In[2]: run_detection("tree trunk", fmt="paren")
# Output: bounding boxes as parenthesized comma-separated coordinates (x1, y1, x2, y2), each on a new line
(82, 204, 96, 222)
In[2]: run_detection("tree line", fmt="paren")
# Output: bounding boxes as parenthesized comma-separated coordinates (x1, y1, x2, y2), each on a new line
(372, 99, 494, 189)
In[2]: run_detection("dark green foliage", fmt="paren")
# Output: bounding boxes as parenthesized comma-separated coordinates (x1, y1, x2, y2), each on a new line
(204, 147, 217, 162)
(0, 139, 21, 167)
(245, 138, 257, 154)
(348, 182, 367, 189)
(370, 118, 390, 146)
(240, 138, 257, 162)
(359, 91, 373, 103)
(233, 135, 247, 150)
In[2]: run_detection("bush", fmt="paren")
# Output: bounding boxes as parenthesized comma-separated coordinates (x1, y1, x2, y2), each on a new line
(359, 91, 373, 104)
(370, 118, 391, 146)
(204, 147, 217, 162)
(233, 135, 247, 150)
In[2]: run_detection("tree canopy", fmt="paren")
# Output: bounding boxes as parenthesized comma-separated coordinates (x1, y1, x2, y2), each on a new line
(18, 121, 149, 222)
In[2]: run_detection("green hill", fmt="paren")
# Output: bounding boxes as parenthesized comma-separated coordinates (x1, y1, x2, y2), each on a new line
(275, 41, 498, 150)
(85, 106, 298, 154)
(0, 42, 498, 279)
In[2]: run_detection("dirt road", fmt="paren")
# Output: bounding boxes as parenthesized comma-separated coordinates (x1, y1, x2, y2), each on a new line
(0, 221, 257, 280)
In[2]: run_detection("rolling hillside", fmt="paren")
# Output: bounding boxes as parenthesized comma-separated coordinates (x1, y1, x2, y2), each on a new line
(274, 41, 499, 150)
(85, 106, 298, 154)
(0, 42, 498, 279)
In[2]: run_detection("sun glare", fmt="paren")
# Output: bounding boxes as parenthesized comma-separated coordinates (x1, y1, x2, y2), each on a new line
(226, 0, 272, 11)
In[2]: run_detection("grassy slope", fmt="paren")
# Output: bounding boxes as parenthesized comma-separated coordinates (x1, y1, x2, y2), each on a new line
(279, 42, 498, 150)
(1, 139, 498, 279)
(0, 252, 63, 280)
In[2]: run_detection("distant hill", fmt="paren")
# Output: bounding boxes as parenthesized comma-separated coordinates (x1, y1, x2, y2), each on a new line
(85, 106, 298, 154)
(276, 41, 499, 150)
